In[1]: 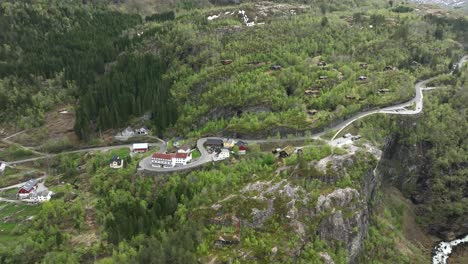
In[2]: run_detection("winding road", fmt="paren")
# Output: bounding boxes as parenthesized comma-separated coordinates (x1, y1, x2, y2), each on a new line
(1, 55, 467, 174)
(139, 55, 467, 173)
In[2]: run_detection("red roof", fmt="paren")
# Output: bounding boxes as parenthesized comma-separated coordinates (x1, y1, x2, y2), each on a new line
(175, 153, 188, 159)
(239, 145, 247, 151)
(152, 153, 174, 160)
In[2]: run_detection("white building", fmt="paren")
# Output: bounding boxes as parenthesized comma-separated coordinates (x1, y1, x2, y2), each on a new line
(27, 191, 53, 203)
(174, 153, 192, 166)
(135, 127, 149, 135)
(213, 149, 230, 161)
(0, 162, 5, 174)
(177, 145, 191, 154)
(133, 143, 149, 153)
(223, 139, 236, 149)
(120, 127, 134, 137)
(110, 156, 124, 169)
(152, 152, 192, 168)
(152, 153, 175, 168)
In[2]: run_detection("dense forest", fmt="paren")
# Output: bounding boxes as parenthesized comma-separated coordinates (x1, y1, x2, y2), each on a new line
(0, 1, 140, 128)
(75, 54, 177, 139)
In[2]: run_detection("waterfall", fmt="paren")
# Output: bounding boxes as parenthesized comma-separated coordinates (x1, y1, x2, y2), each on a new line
(432, 234, 468, 264)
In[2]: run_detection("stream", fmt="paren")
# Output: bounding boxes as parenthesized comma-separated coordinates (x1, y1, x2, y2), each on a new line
(432, 234, 468, 264)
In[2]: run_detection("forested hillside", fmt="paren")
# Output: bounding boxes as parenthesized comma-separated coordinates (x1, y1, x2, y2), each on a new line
(74, 0, 466, 139)
(380, 67, 468, 239)
(0, 1, 140, 128)
(1, 0, 466, 140)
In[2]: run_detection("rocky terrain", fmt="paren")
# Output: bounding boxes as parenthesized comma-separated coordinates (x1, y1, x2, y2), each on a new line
(194, 143, 382, 263)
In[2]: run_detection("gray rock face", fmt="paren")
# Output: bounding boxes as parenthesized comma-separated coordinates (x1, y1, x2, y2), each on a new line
(315, 167, 381, 263)
(315, 188, 367, 262)
(320, 252, 336, 264)
(315, 188, 359, 213)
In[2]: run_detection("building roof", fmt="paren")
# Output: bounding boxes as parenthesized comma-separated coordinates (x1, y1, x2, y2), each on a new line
(110, 156, 123, 165)
(206, 139, 223, 145)
(239, 145, 247, 151)
(224, 138, 236, 144)
(133, 143, 149, 149)
(236, 141, 247, 146)
(179, 145, 191, 151)
(152, 153, 174, 160)
(281, 146, 295, 155)
(20, 179, 38, 192)
(175, 153, 188, 159)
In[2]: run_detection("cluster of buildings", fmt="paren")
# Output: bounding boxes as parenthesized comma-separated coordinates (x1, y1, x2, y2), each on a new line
(117, 127, 150, 137)
(152, 145, 193, 168)
(110, 143, 149, 169)
(16, 179, 52, 203)
(205, 138, 248, 161)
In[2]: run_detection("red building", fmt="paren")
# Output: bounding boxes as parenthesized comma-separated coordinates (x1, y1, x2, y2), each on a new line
(239, 145, 247, 155)
(17, 179, 38, 198)
(133, 143, 149, 153)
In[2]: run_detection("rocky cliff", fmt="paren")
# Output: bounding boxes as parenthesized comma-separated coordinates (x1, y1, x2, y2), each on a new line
(197, 144, 382, 263)
(379, 136, 468, 241)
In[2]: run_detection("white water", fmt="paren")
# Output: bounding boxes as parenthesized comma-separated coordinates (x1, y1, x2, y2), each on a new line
(432, 234, 468, 264)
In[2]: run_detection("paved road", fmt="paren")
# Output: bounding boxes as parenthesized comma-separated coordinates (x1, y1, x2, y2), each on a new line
(0, 175, 47, 192)
(2, 143, 165, 166)
(140, 55, 467, 173)
(2, 56, 467, 174)
(330, 55, 468, 140)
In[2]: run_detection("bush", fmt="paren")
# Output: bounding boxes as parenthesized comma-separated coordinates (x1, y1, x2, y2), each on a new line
(145, 11, 175, 22)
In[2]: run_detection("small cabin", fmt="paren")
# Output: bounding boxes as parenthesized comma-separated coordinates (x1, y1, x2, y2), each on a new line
(279, 146, 295, 158)
(358, 76, 368, 81)
(346, 95, 356, 100)
(319, 76, 328, 80)
(317, 61, 327, 67)
(110, 156, 124, 169)
(359, 63, 368, 69)
(236, 140, 247, 147)
(17, 179, 38, 198)
(305, 89, 321, 96)
(221, 59, 233, 65)
(223, 139, 236, 149)
(135, 127, 149, 135)
(307, 109, 318, 116)
(385, 66, 397, 71)
(378, 89, 391, 94)
(270, 65, 282, 71)
(238, 145, 247, 155)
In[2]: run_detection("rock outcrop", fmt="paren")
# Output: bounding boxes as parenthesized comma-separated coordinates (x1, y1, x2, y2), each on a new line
(315, 188, 367, 262)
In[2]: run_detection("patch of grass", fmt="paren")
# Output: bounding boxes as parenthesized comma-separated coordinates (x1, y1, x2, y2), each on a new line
(0, 144, 38, 161)
(39, 137, 74, 153)
(0, 203, 40, 245)
(192, 149, 202, 159)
